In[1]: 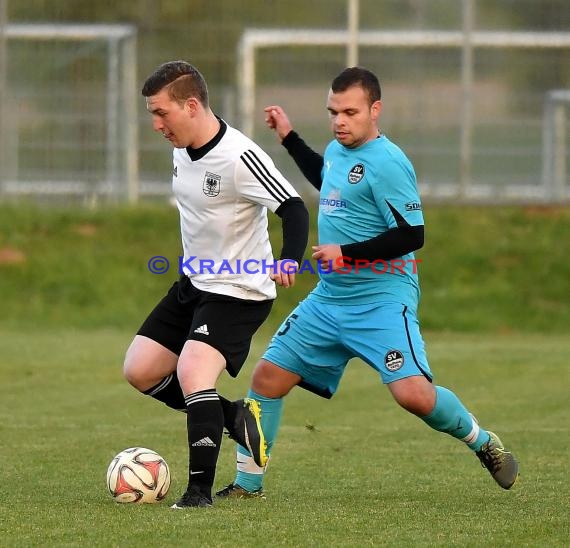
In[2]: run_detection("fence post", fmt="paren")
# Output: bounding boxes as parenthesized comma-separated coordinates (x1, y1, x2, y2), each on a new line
(121, 32, 138, 204)
(106, 36, 120, 201)
(459, 0, 474, 199)
(542, 90, 569, 201)
(0, 0, 7, 195)
(346, 0, 359, 67)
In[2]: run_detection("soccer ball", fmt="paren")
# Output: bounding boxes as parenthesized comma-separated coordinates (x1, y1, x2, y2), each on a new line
(106, 447, 171, 504)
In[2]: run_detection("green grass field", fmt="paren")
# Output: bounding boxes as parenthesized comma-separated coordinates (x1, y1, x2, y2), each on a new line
(1, 203, 569, 546)
(1, 329, 569, 546)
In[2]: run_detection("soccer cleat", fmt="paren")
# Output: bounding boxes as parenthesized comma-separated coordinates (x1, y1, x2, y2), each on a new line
(226, 398, 268, 468)
(476, 431, 519, 489)
(170, 486, 213, 509)
(215, 483, 266, 500)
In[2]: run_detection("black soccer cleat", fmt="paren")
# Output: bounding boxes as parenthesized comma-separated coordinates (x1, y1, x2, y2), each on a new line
(226, 398, 268, 468)
(170, 485, 213, 509)
(476, 431, 519, 490)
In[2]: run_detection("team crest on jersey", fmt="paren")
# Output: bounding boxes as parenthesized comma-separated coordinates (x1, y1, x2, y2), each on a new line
(385, 350, 404, 372)
(203, 172, 221, 197)
(348, 163, 365, 184)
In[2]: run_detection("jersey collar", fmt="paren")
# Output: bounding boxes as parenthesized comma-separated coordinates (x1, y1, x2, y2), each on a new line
(185, 117, 227, 162)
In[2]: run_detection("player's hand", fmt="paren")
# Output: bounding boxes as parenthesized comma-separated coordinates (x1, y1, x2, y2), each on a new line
(312, 244, 346, 272)
(271, 259, 299, 288)
(264, 105, 293, 142)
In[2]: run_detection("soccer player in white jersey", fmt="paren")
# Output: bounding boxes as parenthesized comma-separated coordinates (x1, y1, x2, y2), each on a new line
(122, 61, 309, 508)
(217, 67, 519, 500)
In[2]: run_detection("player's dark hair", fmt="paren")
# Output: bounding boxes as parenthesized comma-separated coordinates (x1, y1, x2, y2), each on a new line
(331, 67, 381, 105)
(141, 60, 209, 107)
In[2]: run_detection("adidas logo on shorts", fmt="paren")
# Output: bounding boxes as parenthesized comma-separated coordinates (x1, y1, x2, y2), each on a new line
(194, 324, 209, 335)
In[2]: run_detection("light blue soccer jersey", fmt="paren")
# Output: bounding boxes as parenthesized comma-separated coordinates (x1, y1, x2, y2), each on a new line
(311, 134, 424, 308)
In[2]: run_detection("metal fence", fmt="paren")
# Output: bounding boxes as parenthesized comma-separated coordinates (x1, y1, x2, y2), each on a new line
(0, 0, 568, 204)
(1, 23, 137, 203)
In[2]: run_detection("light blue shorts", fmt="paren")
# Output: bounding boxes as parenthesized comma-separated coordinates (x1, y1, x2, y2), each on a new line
(263, 297, 432, 398)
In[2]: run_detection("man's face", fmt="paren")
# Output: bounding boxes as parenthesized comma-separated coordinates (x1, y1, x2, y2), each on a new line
(326, 85, 382, 148)
(145, 88, 194, 148)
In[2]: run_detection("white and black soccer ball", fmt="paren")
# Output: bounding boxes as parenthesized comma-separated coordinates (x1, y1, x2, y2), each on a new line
(106, 447, 171, 504)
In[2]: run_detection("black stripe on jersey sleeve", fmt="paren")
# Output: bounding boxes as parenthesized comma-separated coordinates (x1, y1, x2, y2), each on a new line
(240, 149, 292, 203)
(386, 200, 409, 228)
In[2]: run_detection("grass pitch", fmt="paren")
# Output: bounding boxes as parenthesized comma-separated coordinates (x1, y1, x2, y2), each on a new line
(1, 329, 568, 547)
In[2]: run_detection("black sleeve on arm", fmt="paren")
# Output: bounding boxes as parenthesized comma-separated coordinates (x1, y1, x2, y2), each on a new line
(275, 196, 310, 265)
(340, 200, 424, 262)
(281, 131, 324, 191)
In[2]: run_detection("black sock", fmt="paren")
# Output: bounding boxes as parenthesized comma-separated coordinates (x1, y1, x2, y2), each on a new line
(143, 374, 185, 411)
(185, 389, 223, 499)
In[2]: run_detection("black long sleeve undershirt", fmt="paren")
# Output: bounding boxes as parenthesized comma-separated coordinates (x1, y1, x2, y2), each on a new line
(281, 131, 324, 191)
(341, 225, 424, 263)
(275, 197, 309, 265)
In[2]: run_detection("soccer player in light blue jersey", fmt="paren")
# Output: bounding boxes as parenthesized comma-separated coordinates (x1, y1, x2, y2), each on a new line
(217, 67, 518, 499)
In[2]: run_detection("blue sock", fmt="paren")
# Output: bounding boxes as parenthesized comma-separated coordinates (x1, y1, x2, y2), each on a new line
(421, 386, 490, 451)
(235, 389, 283, 492)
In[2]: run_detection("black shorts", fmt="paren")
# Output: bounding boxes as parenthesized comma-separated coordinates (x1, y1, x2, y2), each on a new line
(137, 276, 273, 377)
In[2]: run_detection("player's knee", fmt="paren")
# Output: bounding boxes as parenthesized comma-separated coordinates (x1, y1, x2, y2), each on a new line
(394, 393, 433, 416)
(389, 378, 435, 416)
(122, 358, 137, 387)
(251, 359, 298, 398)
(123, 355, 146, 391)
(250, 365, 275, 396)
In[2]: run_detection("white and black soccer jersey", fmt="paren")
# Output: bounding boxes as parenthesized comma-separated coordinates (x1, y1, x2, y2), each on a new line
(172, 119, 301, 301)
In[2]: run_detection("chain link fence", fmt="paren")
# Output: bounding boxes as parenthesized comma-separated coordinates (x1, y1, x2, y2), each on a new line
(0, 0, 568, 203)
